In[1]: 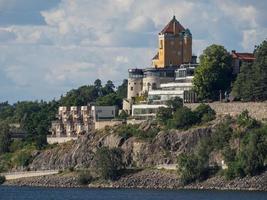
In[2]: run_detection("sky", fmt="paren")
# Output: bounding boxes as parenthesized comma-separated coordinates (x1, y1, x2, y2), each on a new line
(0, 0, 266, 103)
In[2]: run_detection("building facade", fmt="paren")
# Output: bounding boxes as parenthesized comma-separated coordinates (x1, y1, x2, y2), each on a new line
(50, 105, 117, 138)
(152, 16, 192, 68)
(123, 16, 196, 115)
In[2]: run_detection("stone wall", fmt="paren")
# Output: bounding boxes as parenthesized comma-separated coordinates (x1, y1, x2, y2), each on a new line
(94, 120, 123, 130)
(185, 102, 267, 120)
(47, 137, 78, 144)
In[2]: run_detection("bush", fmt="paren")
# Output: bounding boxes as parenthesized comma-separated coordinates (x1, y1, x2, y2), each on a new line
(117, 124, 139, 140)
(168, 107, 197, 129)
(194, 104, 216, 123)
(94, 147, 124, 180)
(156, 107, 173, 125)
(177, 153, 209, 184)
(14, 150, 32, 167)
(78, 171, 93, 185)
(0, 175, 5, 184)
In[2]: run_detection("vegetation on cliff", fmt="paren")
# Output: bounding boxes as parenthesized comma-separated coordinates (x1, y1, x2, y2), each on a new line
(0, 79, 128, 169)
(177, 111, 267, 184)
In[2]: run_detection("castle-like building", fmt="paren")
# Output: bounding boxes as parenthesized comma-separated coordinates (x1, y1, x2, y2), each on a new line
(152, 16, 192, 68)
(123, 16, 197, 116)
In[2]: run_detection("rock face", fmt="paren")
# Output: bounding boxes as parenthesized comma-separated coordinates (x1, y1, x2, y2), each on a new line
(29, 122, 214, 170)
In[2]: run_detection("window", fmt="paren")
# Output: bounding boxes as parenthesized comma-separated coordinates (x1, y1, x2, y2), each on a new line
(131, 87, 133, 91)
(177, 51, 181, 56)
(160, 40, 163, 49)
(171, 41, 174, 46)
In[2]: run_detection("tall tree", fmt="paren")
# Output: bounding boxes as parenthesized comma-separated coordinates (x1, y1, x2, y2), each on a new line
(116, 79, 128, 99)
(232, 40, 267, 101)
(193, 44, 232, 100)
(0, 122, 11, 154)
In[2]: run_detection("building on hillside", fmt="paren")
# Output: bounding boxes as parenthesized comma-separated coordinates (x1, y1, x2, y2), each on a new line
(49, 105, 117, 139)
(131, 63, 198, 119)
(123, 16, 198, 116)
(231, 50, 255, 74)
(152, 16, 192, 68)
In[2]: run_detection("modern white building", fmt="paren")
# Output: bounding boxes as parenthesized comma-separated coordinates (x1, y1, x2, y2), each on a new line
(132, 104, 167, 118)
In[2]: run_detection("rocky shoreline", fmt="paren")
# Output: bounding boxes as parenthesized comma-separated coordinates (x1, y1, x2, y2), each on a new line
(3, 169, 267, 192)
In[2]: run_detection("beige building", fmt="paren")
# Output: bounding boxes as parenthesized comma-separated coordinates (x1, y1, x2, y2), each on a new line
(152, 16, 192, 68)
(123, 16, 195, 114)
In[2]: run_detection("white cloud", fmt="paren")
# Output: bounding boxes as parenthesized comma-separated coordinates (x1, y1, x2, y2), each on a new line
(0, 0, 267, 102)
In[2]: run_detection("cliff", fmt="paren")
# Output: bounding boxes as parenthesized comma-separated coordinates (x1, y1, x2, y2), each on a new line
(29, 121, 215, 170)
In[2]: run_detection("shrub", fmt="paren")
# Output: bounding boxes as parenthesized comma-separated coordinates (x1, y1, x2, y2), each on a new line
(94, 147, 124, 180)
(237, 110, 259, 129)
(117, 124, 139, 140)
(168, 107, 197, 129)
(177, 153, 209, 184)
(156, 107, 173, 125)
(0, 175, 5, 184)
(14, 150, 32, 167)
(166, 97, 183, 112)
(194, 104, 216, 123)
(78, 171, 93, 185)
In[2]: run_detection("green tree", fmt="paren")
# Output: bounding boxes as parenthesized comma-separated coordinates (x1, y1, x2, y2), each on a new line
(168, 107, 197, 129)
(193, 44, 232, 100)
(94, 147, 124, 180)
(96, 93, 122, 108)
(116, 79, 128, 99)
(194, 104, 216, 123)
(156, 107, 172, 125)
(232, 40, 267, 101)
(0, 122, 11, 154)
(166, 97, 183, 112)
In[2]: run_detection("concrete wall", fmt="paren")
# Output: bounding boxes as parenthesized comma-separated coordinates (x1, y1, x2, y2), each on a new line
(185, 102, 267, 120)
(47, 137, 78, 144)
(94, 120, 123, 130)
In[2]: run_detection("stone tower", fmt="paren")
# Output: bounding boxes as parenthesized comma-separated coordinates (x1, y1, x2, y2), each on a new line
(152, 16, 192, 68)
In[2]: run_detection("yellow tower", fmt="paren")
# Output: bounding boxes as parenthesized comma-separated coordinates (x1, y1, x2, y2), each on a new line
(152, 16, 192, 68)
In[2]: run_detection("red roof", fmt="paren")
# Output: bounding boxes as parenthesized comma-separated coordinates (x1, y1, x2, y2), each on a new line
(160, 16, 185, 34)
(232, 51, 255, 61)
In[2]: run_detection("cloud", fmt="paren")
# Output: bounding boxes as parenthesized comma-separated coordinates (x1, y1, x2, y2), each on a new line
(0, 0, 266, 103)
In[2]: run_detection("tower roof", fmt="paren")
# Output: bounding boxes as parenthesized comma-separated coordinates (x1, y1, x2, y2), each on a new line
(160, 16, 185, 34)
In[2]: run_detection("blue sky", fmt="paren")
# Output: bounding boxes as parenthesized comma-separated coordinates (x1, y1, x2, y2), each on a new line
(0, 0, 266, 103)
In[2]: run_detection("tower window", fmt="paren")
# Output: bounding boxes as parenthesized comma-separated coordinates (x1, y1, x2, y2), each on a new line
(159, 40, 163, 49)
(131, 87, 133, 91)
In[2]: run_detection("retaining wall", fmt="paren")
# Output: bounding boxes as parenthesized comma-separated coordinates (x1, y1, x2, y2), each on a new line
(185, 102, 267, 120)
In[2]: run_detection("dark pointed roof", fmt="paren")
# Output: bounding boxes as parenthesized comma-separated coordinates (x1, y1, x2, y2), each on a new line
(160, 16, 185, 34)
(152, 52, 159, 60)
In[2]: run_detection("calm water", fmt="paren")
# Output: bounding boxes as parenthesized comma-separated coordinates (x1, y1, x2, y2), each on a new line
(0, 186, 266, 200)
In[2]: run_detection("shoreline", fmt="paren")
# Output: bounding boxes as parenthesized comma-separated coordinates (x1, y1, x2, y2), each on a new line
(3, 169, 267, 192)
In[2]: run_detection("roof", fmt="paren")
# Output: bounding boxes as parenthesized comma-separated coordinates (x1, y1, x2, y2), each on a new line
(232, 51, 255, 61)
(152, 52, 159, 60)
(160, 16, 185, 34)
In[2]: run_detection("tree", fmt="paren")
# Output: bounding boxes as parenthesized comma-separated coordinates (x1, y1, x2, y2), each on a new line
(104, 80, 115, 94)
(166, 97, 183, 112)
(116, 79, 128, 99)
(0, 122, 11, 154)
(168, 107, 197, 129)
(193, 44, 232, 100)
(194, 103, 216, 123)
(232, 40, 267, 101)
(156, 107, 173, 125)
(231, 62, 254, 101)
(96, 93, 122, 108)
(94, 147, 124, 180)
